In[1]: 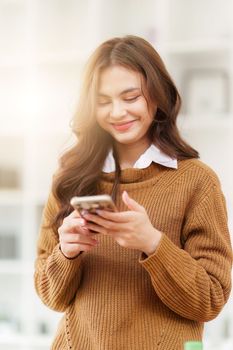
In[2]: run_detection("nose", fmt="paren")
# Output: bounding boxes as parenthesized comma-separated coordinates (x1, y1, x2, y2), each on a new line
(110, 101, 127, 119)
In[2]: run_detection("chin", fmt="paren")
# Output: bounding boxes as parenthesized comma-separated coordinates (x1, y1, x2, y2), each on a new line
(112, 132, 138, 143)
(114, 136, 136, 144)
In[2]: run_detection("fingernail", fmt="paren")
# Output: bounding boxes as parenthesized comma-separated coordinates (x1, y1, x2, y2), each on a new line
(81, 210, 88, 215)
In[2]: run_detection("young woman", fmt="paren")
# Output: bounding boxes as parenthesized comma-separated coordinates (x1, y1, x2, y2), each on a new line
(34, 35, 232, 350)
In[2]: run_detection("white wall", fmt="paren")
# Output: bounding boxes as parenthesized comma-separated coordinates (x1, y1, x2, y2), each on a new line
(0, 1, 232, 349)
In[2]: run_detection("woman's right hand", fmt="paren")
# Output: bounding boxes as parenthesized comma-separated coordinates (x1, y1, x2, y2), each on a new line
(58, 210, 99, 259)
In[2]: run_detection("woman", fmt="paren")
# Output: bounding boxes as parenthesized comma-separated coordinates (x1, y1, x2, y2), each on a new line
(34, 35, 232, 350)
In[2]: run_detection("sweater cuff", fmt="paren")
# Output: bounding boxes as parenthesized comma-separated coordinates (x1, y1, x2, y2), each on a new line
(139, 233, 177, 273)
(46, 243, 83, 278)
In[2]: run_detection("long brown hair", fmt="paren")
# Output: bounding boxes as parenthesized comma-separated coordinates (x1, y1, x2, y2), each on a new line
(50, 35, 199, 230)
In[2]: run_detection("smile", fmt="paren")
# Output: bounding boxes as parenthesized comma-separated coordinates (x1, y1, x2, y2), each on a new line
(111, 120, 136, 131)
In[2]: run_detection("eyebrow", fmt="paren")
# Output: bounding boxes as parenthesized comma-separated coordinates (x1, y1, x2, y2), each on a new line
(98, 87, 141, 97)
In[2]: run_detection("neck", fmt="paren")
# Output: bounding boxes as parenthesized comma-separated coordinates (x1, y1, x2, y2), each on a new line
(114, 140, 151, 169)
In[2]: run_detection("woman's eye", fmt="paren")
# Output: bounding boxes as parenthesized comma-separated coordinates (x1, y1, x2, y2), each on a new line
(125, 95, 140, 102)
(98, 100, 110, 105)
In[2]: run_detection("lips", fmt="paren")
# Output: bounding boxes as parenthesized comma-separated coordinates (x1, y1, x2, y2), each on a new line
(111, 120, 136, 131)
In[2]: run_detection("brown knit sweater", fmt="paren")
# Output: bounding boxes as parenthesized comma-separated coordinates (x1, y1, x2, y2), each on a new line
(34, 159, 232, 350)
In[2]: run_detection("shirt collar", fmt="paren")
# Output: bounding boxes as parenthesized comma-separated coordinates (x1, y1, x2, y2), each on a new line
(102, 144, 177, 173)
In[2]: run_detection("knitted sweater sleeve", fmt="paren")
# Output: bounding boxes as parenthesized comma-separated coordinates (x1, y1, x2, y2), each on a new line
(34, 192, 83, 312)
(140, 179, 232, 322)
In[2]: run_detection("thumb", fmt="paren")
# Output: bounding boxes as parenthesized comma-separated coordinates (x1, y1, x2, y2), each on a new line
(122, 191, 145, 212)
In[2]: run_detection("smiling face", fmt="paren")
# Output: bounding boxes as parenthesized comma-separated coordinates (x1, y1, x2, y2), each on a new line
(96, 65, 156, 151)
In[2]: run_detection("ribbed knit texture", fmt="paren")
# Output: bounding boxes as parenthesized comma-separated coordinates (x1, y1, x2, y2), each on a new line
(34, 159, 232, 350)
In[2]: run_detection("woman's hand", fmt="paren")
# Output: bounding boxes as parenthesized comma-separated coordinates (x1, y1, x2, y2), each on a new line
(82, 191, 162, 256)
(58, 210, 99, 259)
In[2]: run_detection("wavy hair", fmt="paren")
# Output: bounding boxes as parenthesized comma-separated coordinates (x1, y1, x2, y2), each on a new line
(50, 35, 199, 230)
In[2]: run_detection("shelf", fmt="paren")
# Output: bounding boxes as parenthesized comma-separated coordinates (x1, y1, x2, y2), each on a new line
(0, 333, 52, 347)
(161, 39, 233, 55)
(178, 114, 233, 131)
(0, 260, 33, 275)
(0, 190, 24, 206)
(0, 189, 56, 207)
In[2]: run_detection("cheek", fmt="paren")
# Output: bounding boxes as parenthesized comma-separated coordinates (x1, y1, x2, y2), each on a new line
(96, 110, 105, 127)
(132, 100, 152, 118)
(140, 111, 154, 134)
(138, 107, 154, 126)
(96, 111, 111, 134)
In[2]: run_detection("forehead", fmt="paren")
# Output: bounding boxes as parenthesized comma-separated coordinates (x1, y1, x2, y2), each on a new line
(98, 65, 143, 94)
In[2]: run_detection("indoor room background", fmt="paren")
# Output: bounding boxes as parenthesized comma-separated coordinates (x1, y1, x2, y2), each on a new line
(0, 0, 233, 349)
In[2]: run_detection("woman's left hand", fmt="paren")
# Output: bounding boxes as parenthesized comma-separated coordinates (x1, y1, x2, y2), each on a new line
(82, 191, 162, 256)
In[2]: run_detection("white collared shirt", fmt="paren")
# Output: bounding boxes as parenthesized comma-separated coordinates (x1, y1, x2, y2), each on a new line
(102, 144, 178, 172)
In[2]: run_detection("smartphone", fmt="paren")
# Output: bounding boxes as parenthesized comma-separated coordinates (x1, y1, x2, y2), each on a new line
(70, 194, 117, 214)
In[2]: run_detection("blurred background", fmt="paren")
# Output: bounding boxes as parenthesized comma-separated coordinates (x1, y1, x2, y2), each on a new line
(0, 0, 233, 349)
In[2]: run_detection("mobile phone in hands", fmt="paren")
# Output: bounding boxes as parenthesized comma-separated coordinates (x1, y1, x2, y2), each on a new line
(70, 194, 117, 215)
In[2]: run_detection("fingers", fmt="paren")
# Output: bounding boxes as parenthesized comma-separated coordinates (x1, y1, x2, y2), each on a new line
(85, 222, 108, 235)
(60, 232, 98, 246)
(57, 209, 101, 258)
(95, 210, 135, 223)
(82, 212, 114, 229)
(122, 191, 146, 213)
(69, 209, 82, 218)
(60, 242, 96, 259)
(85, 215, 130, 234)
(60, 217, 85, 233)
